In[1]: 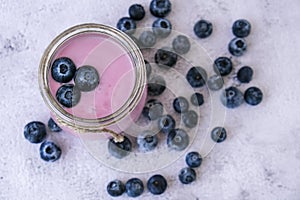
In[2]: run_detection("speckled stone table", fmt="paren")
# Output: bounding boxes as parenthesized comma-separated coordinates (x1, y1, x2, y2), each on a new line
(1, 0, 300, 199)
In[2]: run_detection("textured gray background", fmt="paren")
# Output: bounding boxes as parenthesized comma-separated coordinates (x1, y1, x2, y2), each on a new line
(1, 0, 300, 199)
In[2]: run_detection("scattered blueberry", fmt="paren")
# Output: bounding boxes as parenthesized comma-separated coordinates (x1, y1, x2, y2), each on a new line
(144, 60, 152, 78)
(129, 4, 145, 21)
(74, 65, 99, 92)
(178, 167, 196, 184)
(40, 141, 62, 162)
(137, 130, 158, 152)
(228, 37, 247, 56)
(172, 35, 191, 55)
(48, 118, 62, 132)
(185, 151, 202, 168)
(147, 75, 166, 96)
(211, 127, 227, 143)
(147, 174, 168, 195)
(116, 17, 136, 35)
(213, 57, 233, 76)
(244, 87, 263, 106)
(24, 121, 47, 144)
(167, 128, 189, 151)
(56, 84, 81, 108)
(237, 66, 253, 83)
(142, 99, 164, 120)
(232, 19, 251, 38)
(207, 75, 224, 91)
(107, 179, 126, 197)
(51, 57, 76, 83)
(108, 135, 132, 159)
(194, 19, 213, 39)
(182, 110, 198, 128)
(155, 48, 178, 69)
(190, 93, 204, 106)
(152, 18, 172, 38)
(173, 96, 189, 113)
(158, 114, 176, 134)
(220, 86, 244, 108)
(139, 31, 156, 47)
(150, 0, 172, 18)
(186, 66, 207, 88)
(125, 178, 144, 198)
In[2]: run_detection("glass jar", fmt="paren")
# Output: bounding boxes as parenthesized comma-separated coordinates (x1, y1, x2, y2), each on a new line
(39, 23, 147, 142)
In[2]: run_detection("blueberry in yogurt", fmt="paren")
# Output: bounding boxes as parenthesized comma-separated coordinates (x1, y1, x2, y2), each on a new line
(51, 57, 76, 83)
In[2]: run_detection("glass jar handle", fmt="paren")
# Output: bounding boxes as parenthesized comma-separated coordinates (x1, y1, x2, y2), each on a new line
(101, 128, 124, 143)
(54, 116, 124, 143)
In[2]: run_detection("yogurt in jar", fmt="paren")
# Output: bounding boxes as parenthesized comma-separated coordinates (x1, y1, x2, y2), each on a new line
(39, 24, 147, 141)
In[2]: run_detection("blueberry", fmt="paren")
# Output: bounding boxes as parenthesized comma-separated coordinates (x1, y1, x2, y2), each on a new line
(186, 66, 207, 88)
(48, 118, 62, 132)
(178, 167, 196, 184)
(244, 87, 263, 106)
(107, 179, 125, 197)
(172, 35, 191, 55)
(173, 96, 189, 113)
(150, 0, 172, 18)
(56, 84, 81, 108)
(137, 130, 158, 152)
(182, 110, 198, 128)
(237, 66, 253, 83)
(194, 20, 213, 39)
(167, 128, 189, 151)
(213, 57, 233, 76)
(155, 48, 178, 69)
(40, 141, 62, 162)
(211, 127, 227, 143)
(207, 75, 224, 91)
(152, 18, 172, 38)
(158, 114, 176, 134)
(125, 178, 144, 198)
(228, 37, 247, 56)
(24, 121, 47, 144)
(108, 135, 132, 159)
(190, 93, 204, 106)
(220, 86, 244, 109)
(74, 65, 99, 92)
(139, 31, 156, 48)
(51, 57, 76, 83)
(142, 99, 164, 120)
(232, 19, 251, 38)
(147, 174, 168, 195)
(116, 17, 136, 35)
(185, 151, 202, 168)
(144, 60, 152, 78)
(129, 4, 145, 21)
(147, 75, 166, 96)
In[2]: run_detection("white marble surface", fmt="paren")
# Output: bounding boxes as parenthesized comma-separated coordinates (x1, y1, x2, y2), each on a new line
(1, 0, 300, 199)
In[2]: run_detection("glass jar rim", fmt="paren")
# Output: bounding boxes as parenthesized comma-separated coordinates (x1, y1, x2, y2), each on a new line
(38, 23, 146, 132)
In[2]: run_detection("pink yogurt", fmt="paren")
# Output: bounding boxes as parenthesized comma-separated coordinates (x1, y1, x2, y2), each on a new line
(48, 32, 146, 133)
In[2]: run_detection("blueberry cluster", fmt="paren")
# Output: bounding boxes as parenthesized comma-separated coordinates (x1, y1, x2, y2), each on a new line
(177, 151, 202, 185)
(51, 57, 100, 108)
(110, 0, 217, 159)
(111, 1, 236, 196)
(205, 19, 263, 109)
(116, 0, 173, 48)
(106, 174, 168, 197)
(23, 118, 62, 162)
(177, 126, 227, 184)
(229, 19, 251, 56)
